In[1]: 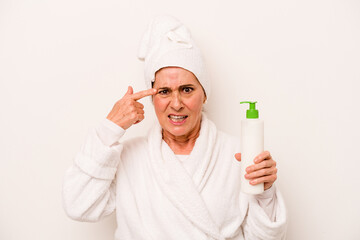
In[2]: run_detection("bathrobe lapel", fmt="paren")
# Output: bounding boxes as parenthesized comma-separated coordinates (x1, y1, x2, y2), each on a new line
(148, 114, 224, 240)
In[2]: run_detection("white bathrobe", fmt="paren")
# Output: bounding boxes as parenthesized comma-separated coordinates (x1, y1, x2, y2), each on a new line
(62, 114, 287, 240)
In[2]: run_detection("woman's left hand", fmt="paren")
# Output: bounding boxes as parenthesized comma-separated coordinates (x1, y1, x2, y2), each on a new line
(235, 151, 277, 190)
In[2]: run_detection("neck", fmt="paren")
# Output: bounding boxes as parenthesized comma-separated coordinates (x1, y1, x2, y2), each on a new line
(162, 119, 201, 155)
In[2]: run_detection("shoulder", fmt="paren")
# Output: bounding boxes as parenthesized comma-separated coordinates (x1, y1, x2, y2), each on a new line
(205, 116, 240, 146)
(119, 136, 148, 165)
(116, 136, 149, 174)
(217, 130, 241, 147)
(122, 136, 148, 156)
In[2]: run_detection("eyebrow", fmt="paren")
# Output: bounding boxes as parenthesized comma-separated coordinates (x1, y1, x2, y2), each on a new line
(157, 84, 195, 90)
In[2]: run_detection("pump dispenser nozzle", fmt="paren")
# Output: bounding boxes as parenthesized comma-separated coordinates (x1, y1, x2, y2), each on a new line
(240, 101, 259, 119)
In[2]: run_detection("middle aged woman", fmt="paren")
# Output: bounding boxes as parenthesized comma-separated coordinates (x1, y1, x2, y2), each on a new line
(62, 15, 287, 240)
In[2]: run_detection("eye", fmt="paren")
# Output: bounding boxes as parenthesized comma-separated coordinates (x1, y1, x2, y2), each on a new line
(158, 89, 169, 95)
(182, 87, 193, 93)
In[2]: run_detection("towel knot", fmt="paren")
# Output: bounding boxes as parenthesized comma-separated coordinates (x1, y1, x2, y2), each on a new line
(166, 30, 193, 48)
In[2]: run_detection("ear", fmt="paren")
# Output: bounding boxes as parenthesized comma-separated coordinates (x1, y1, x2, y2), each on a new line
(203, 93, 207, 104)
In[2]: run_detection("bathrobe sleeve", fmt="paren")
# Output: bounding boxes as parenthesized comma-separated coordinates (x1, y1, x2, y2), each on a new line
(62, 118, 125, 222)
(241, 184, 287, 240)
(254, 186, 277, 221)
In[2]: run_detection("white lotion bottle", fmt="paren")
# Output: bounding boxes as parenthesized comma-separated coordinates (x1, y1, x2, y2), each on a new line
(240, 101, 264, 195)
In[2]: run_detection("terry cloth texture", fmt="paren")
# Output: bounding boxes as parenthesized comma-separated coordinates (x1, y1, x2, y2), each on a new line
(62, 114, 287, 239)
(137, 15, 211, 98)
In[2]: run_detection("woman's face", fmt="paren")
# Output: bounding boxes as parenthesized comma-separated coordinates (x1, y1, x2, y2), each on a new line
(153, 67, 206, 138)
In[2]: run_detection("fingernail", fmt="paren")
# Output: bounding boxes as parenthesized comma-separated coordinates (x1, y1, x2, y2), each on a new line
(250, 180, 256, 185)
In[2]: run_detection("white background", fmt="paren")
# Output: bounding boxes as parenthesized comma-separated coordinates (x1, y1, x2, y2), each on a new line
(1, 0, 359, 239)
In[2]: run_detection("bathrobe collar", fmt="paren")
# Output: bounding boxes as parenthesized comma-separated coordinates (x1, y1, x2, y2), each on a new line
(147, 113, 224, 240)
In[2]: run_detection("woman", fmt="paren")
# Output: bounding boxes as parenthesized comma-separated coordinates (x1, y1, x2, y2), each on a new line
(62, 15, 287, 239)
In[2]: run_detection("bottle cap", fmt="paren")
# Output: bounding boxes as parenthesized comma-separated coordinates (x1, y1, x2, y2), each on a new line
(240, 101, 259, 119)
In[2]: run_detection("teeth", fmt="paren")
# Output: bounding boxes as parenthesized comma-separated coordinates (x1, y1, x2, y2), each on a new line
(170, 115, 186, 119)
(169, 115, 187, 122)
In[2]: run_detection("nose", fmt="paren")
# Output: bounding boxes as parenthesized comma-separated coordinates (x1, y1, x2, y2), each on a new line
(170, 92, 183, 111)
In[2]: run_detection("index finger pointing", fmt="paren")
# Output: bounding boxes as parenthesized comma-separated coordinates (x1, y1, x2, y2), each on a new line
(131, 88, 157, 100)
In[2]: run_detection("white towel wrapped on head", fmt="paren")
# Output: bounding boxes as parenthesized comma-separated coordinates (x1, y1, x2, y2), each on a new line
(137, 15, 211, 98)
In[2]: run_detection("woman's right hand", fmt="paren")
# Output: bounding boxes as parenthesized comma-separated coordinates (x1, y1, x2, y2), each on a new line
(106, 86, 157, 130)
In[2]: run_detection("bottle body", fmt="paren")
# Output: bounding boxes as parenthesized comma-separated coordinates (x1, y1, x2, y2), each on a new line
(240, 118, 264, 194)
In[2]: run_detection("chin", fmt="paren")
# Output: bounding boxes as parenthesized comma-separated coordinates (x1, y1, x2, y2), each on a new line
(164, 125, 189, 137)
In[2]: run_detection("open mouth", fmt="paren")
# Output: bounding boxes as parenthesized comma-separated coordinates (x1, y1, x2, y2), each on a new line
(168, 114, 188, 123)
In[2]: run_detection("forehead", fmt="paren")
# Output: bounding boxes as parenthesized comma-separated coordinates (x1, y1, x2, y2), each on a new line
(154, 67, 199, 87)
